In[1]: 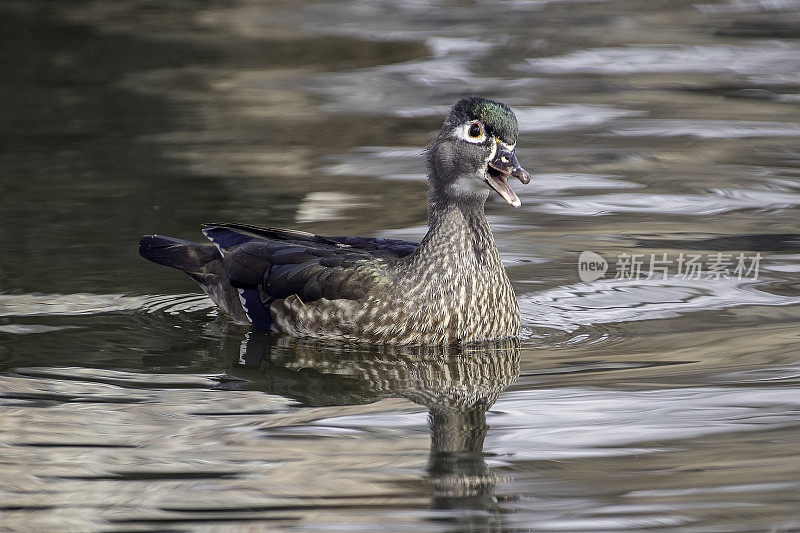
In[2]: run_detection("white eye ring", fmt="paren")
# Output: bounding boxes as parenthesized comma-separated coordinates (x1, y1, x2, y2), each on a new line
(455, 121, 487, 144)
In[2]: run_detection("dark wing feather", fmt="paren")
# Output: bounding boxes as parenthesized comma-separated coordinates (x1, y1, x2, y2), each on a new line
(326, 235, 419, 258)
(224, 241, 280, 287)
(203, 222, 340, 250)
(203, 222, 419, 257)
(201, 223, 419, 306)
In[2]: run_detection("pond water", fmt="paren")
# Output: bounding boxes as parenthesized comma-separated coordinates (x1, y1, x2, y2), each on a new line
(2, 0, 800, 531)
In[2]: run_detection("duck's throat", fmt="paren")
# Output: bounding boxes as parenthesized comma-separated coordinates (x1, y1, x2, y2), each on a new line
(420, 199, 500, 268)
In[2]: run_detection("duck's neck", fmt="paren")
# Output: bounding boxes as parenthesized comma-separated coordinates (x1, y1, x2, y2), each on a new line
(411, 192, 500, 268)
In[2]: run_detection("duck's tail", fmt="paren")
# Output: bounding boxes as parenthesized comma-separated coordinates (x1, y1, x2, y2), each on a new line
(139, 234, 249, 323)
(139, 234, 220, 275)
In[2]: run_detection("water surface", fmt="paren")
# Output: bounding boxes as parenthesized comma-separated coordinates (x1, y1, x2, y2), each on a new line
(2, 0, 799, 531)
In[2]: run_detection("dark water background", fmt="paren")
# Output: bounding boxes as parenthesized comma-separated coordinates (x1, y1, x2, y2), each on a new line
(1, 1, 800, 531)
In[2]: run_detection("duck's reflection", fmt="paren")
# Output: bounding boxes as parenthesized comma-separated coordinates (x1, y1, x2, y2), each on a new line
(220, 331, 520, 520)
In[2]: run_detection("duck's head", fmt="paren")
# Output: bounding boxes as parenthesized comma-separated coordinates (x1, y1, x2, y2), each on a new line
(427, 96, 530, 208)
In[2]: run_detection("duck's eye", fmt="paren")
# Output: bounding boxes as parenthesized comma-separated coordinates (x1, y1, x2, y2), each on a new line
(468, 122, 483, 138)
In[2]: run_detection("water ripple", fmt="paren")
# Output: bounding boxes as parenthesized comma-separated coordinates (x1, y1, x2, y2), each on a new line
(514, 105, 645, 132)
(487, 386, 800, 460)
(525, 41, 800, 82)
(533, 189, 800, 216)
(609, 120, 800, 138)
(0, 293, 214, 318)
(519, 276, 800, 332)
(696, 0, 800, 14)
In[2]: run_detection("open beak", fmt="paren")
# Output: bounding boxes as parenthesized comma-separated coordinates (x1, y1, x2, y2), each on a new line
(485, 141, 530, 208)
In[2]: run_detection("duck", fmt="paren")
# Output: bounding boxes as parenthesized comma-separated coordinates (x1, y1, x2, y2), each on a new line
(139, 96, 530, 345)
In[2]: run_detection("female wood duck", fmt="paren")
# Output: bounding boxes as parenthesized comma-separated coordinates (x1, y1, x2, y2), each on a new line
(139, 96, 530, 345)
